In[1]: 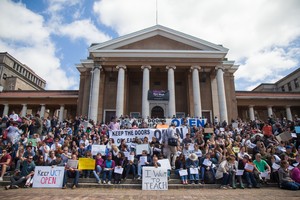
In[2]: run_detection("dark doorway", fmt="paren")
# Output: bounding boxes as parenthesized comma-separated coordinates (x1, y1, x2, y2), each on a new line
(151, 106, 164, 118)
(105, 111, 116, 124)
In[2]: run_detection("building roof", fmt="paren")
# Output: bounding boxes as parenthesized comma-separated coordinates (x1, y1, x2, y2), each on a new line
(236, 91, 300, 99)
(0, 90, 78, 98)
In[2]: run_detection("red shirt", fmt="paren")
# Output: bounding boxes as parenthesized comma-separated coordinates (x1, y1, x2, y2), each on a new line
(263, 125, 272, 137)
(0, 154, 12, 166)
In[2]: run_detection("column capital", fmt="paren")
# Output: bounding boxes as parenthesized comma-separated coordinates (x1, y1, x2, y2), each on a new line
(116, 65, 126, 70)
(249, 105, 254, 108)
(285, 105, 291, 108)
(215, 65, 225, 71)
(166, 65, 176, 70)
(40, 104, 45, 106)
(21, 103, 27, 106)
(91, 66, 102, 73)
(141, 65, 151, 70)
(190, 65, 201, 72)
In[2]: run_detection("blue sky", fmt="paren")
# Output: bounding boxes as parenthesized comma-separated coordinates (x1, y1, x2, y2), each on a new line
(0, 0, 300, 90)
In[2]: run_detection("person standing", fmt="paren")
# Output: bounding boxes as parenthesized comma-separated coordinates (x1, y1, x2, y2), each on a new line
(162, 123, 179, 169)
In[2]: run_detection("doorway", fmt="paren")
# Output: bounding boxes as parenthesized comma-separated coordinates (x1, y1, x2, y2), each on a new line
(151, 106, 164, 118)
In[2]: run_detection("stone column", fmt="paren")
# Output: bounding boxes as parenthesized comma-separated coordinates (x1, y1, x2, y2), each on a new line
(3, 104, 9, 116)
(40, 104, 45, 119)
(116, 65, 126, 118)
(88, 66, 102, 122)
(191, 65, 202, 118)
(141, 65, 151, 119)
(211, 75, 220, 119)
(166, 65, 176, 118)
(58, 105, 65, 123)
(21, 104, 27, 117)
(267, 106, 273, 118)
(286, 106, 292, 121)
(216, 66, 228, 123)
(249, 105, 255, 121)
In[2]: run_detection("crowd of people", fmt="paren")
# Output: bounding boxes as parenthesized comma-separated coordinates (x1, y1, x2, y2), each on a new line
(0, 111, 300, 191)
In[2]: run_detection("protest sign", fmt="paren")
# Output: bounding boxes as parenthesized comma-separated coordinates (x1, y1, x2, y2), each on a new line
(139, 156, 147, 165)
(114, 167, 124, 174)
(276, 132, 293, 142)
(203, 159, 212, 167)
(179, 169, 188, 176)
(91, 145, 106, 156)
(236, 170, 244, 176)
(260, 172, 270, 179)
(78, 158, 95, 170)
(244, 163, 254, 171)
(136, 144, 149, 155)
(295, 126, 300, 134)
(272, 163, 280, 170)
(142, 167, 168, 190)
(157, 159, 171, 170)
(188, 143, 195, 151)
(67, 160, 78, 169)
(27, 138, 37, 147)
(32, 166, 65, 188)
(204, 128, 214, 133)
(189, 168, 199, 174)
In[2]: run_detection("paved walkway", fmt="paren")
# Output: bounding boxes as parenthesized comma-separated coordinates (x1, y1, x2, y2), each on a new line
(0, 188, 299, 200)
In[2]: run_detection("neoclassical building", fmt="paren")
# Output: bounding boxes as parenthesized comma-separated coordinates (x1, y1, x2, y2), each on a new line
(76, 25, 239, 123)
(0, 25, 299, 124)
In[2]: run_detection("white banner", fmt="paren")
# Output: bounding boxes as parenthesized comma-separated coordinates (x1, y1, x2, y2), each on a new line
(109, 127, 188, 146)
(142, 167, 168, 190)
(32, 166, 65, 188)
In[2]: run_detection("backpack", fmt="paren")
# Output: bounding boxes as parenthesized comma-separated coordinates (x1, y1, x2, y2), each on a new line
(204, 170, 215, 184)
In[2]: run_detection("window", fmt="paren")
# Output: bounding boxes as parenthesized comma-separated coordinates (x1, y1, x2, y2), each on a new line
(288, 82, 292, 91)
(281, 86, 285, 92)
(294, 78, 299, 88)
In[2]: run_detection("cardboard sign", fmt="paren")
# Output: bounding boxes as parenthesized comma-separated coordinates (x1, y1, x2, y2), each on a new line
(204, 128, 214, 133)
(67, 160, 78, 169)
(32, 166, 65, 188)
(78, 158, 95, 170)
(142, 167, 168, 190)
(276, 132, 293, 142)
(91, 145, 106, 156)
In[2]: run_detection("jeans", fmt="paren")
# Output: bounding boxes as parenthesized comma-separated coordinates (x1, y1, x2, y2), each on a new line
(281, 181, 300, 190)
(102, 170, 113, 181)
(176, 169, 188, 181)
(10, 175, 27, 187)
(189, 168, 199, 181)
(125, 164, 136, 178)
(138, 164, 145, 177)
(244, 171, 257, 187)
(63, 170, 80, 187)
(222, 172, 231, 186)
(93, 165, 102, 182)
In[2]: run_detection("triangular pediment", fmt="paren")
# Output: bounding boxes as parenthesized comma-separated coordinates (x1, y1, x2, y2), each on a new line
(89, 25, 228, 53)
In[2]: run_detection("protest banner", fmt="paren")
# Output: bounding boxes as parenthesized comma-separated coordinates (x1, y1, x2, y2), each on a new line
(136, 144, 150, 155)
(67, 159, 78, 169)
(91, 145, 106, 156)
(32, 166, 65, 188)
(109, 127, 188, 146)
(142, 167, 168, 190)
(204, 128, 214, 133)
(276, 132, 293, 142)
(295, 126, 300, 134)
(78, 158, 95, 170)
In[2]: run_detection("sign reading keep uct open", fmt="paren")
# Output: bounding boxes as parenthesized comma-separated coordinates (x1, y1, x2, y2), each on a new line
(32, 166, 65, 188)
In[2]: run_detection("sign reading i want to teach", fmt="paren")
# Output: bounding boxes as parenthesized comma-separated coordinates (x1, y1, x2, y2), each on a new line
(142, 167, 168, 190)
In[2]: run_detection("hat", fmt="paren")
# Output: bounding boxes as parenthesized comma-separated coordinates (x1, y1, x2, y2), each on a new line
(189, 153, 198, 161)
(243, 155, 250, 160)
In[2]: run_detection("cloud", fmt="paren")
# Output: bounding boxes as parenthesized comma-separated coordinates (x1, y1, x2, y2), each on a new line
(59, 19, 111, 45)
(94, 0, 300, 90)
(0, 0, 77, 90)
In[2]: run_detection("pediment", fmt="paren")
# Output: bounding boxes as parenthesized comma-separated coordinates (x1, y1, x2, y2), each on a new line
(89, 25, 228, 53)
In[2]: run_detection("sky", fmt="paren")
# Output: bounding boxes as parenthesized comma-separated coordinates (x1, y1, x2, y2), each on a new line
(0, 0, 300, 91)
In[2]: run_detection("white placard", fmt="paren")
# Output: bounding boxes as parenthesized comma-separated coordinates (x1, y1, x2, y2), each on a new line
(220, 128, 225, 132)
(203, 159, 212, 167)
(179, 169, 188, 176)
(142, 167, 168, 190)
(248, 143, 256, 148)
(67, 160, 78, 169)
(272, 163, 280, 170)
(136, 144, 149, 155)
(260, 172, 270, 179)
(91, 145, 106, 156)
(140, 156, 147, 165)
(236, 170, 244, 176)
(130, 143, 136, 149)
(188, 143, 195, 151)
(123, 151, 130, 158)
(293, 162, 299, 167)
(158, 159, 171, 170)
(189, 168, 199, 174)
(288, 166, 294, 171)
(153, 147, 161, 152)
(114, 167, 124, 174)
(291, 133, 297, 138)
(32, 166, 65, 188)
(128, 155, 134, 162)
(244, 163, 254, 171)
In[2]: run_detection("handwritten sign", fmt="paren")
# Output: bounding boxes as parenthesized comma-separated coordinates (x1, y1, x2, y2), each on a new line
(179, 169, 188, 176)
(272, 163, 280, 170)
(32, 166, 65, 188)
(236, 170, 244, 176)
(91, 145, 106, 156)
(142, 167, 168, 190)
(157, 159, 171, 170)
(78, 158, 95, 170)
(67, 160, 78, 169)
(203, 159, 212, 167)
(114, 167, 124, 174)
(136, 144, 149, 155)
(27, 138, 37, 147)
(244, 163, 254, 172)
(139, 156, 147, 165)
(189, 168, 199, 174)
(204, 128, 214, 133)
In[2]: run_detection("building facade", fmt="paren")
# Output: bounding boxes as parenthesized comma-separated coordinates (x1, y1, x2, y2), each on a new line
(77, 25, 239, 123)
(0, 52, 46, 91)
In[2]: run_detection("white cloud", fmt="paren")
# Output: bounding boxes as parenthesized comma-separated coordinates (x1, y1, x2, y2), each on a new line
(94, 0, 300, 90)
(0, 0, 77, 90)
(59, 19, 111, 45)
